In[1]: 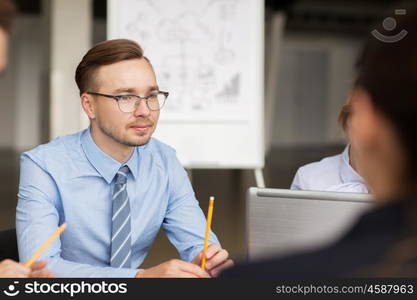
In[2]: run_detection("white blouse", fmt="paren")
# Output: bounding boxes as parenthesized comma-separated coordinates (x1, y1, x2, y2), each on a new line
(291, 145, 369, 193)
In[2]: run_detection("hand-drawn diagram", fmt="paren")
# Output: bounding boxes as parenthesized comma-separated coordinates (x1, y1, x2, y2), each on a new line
(216, 73, 240, 104)
(110, 0, 252, 120)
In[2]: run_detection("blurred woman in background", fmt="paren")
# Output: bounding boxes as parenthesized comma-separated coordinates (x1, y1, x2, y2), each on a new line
(291, 94, 369, 193)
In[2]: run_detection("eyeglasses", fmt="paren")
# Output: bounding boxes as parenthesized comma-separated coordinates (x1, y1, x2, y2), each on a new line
(87, 91, 169, 112)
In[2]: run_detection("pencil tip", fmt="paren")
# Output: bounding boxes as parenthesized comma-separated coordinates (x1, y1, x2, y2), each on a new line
(210, 196, 215, 201)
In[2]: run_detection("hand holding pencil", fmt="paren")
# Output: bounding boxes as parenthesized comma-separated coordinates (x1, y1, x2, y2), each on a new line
(192, 196, 234, 277)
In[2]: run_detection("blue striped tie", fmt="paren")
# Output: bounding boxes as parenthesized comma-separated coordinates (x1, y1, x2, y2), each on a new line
(110, 165, 132, 268)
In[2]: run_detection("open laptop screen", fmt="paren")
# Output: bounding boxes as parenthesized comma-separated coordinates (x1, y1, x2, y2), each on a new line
(246, 188, 372, 262)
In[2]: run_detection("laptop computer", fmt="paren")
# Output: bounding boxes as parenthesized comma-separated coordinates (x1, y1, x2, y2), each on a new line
(246, 187, 372, 262)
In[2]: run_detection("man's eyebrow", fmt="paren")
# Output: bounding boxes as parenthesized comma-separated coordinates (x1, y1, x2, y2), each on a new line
(113, 86, 159, 94)
(113, 88, 135, 94)
(147, 85, 160, 92)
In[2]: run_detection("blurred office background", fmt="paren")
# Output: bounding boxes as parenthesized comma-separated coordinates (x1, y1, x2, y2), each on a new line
(0, 0, 411, 266)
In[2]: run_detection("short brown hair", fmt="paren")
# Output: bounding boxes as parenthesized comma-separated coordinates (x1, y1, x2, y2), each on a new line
(75, 39, 148, 95)
(338, 93, 355, 132)
(0, 0, 16, 33)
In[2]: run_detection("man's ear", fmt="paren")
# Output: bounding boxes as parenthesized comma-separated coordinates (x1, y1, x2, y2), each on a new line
(349, 87, 380, 150)
(80, 93, 96, 119)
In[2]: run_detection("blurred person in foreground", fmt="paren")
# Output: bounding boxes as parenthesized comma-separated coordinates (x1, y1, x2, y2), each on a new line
(223, 5, 417, 277)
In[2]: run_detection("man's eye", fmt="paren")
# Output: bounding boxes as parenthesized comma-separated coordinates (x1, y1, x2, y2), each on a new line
(119, 95, 131, 101)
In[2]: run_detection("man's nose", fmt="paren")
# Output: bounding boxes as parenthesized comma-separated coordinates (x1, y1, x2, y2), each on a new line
(133, 99, 150, 118)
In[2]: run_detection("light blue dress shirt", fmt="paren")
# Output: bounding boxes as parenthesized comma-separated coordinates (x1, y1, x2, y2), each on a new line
(16, 128, 219, 277)
(291, 145, 369, 193)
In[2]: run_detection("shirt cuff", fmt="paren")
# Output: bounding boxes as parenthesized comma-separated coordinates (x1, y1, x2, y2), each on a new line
(111, 268, 140, 278)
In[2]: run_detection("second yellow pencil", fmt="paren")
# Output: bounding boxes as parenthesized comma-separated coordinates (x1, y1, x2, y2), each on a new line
(201, 196, 215, 270)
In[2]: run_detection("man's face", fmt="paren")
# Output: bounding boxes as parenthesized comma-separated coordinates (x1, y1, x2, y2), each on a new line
(0, 27, 9, 72)
(88, 58, 160, 147)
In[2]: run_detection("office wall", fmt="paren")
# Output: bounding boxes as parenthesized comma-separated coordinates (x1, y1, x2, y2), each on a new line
(13, 16, 45, 151)
(0, 15, 45, 152)
(49, 0, 91, 139)
(271, 33, 363, 147)
(0, 45, 15, 149)
(0, 11, 99, 153)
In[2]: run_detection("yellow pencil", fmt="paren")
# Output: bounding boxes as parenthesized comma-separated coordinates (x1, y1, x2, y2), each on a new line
(201, 196, 215, 270)
(24, 223, 67, 267)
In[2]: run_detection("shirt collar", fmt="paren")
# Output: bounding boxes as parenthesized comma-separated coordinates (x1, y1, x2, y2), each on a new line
(340, 144, 365, 185)
(81, 128, 139, 184)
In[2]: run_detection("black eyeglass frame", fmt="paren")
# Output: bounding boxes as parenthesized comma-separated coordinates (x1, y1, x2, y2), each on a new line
(87, 91, 169, 112)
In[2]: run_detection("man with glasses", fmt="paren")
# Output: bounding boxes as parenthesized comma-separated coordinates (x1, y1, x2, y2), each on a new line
(16, 39, 233, 277)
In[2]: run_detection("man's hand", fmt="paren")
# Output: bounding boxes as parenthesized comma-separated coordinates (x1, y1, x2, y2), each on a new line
(192, 244, 234, 277)
(0, 259, 30, 278)
(136, 259, 210, 278)
(29, 261, 55, 278)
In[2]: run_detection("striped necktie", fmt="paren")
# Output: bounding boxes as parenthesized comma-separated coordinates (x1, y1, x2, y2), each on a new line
(110, 165, 132, 268)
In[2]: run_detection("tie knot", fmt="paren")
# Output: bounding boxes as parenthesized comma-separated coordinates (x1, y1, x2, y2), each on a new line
(115, 166, 129, 185)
